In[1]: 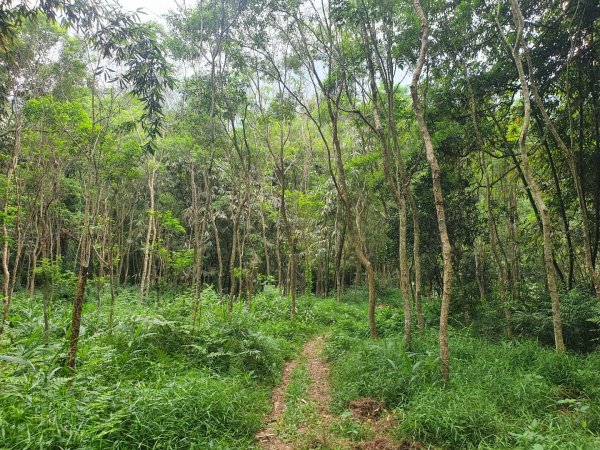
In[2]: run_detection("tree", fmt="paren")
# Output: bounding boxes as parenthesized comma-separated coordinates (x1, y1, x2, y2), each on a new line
(410, 0, 453, 381)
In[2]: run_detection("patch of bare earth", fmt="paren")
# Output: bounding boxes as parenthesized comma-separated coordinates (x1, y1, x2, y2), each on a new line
(257, 338, 425, 449)
(297, 335, 337, 448)
(354, 437, 427, 450)
(349, 397, 425, 450)
(256, 357, 299, 450)
(303, 336, 331, 418)
(257, 336, 333, 449)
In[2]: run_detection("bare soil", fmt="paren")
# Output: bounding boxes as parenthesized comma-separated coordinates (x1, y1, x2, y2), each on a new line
(256, 336, 425, 449)
(255, 357, 299, 449)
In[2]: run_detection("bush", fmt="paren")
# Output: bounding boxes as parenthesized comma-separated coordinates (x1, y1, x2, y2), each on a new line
(512, 286, 599, 352)
(329, 336, 436, 410)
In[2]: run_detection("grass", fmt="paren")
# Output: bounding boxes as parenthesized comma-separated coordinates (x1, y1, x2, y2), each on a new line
(2, 286, 599, 449)
(279, 358, 315, 441)
(0, 286, 319, 449)
(325, 303, 600, 449)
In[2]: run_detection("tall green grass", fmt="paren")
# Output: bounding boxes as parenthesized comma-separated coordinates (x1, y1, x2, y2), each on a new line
(0, 286, 321, 449)
(326, 302, 600, 449)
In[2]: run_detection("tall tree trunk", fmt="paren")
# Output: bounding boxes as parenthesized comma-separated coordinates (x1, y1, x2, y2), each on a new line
(108, 243, 116, 331)
(228, 192, 247, 310)
(140, 160, 158, 302)
(411, 0, 453, 381)
(506, 181, 520, 306)
(191, 165, 202, 323)
(0, 114, 22, 335)
(206, 184, 224, 296)
(259, 203, 270, 278)
(329, 101, 377, 338)
(66, 157, 93, 375)
(334, 206, 346, 302)
(503, 0, 565, 352)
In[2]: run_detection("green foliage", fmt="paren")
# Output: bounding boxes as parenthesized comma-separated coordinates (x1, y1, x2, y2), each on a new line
(511, 286, 599, 352)
(159, 210, 186, 234)
(326, 297, 600, 449)
(0, 288, 319, 448)
(329, 336, 436, 410)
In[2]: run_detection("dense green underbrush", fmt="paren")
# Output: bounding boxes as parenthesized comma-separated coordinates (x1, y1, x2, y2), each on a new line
(468, 286, 600, 353)
(0, 285, 320, 449)
(326, 302, 600, 449)
(3, 285, 599, 449)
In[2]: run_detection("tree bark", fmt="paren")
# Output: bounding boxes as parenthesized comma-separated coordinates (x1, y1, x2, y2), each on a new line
(503, 0, 565, 352)
(411, 0, 453, 381)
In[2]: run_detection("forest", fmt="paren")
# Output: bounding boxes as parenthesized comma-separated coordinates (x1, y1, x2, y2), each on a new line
(1, 0, 600, 448)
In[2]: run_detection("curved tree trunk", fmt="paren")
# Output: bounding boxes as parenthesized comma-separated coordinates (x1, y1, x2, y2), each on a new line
(503, 0, 565, 352)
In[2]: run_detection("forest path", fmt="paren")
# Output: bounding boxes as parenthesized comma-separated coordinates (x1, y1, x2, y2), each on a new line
(256, 335, 331, 449)
(256, 335, 411, 450)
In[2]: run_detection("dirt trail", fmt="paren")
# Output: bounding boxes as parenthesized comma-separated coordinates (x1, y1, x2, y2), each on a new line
(303, 336, 331, 419)
(256, 335, 409, 450)
(256, 336, 329, 449)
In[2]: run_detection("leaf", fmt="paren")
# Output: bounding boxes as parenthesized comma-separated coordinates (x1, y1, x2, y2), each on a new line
(0, 355, 36, 372)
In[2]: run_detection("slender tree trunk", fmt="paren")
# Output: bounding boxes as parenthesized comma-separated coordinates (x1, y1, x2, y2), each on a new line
(0, 115, 22, 335)
(191, 165, 202, 323)
(275, 217, 283, 290)
(108, 243, 116, 331)
(474, 240, 487, 301)
(506, 181, 520, 305)
(540, 134, 575, 289)
(41, 237, 50, 345)
(66, 157, 93, 375)
(408, 188, 424, 333)
(28, 233, 40, 298)
(329, 101, 377, 338)
(140, 162, 157, 302)
(228, 196, 246, 310)
(334, 207, 346, 302)
(411, 0, 453, 381)
(259, 204, 270, 278)
(503, 0, 565, 352)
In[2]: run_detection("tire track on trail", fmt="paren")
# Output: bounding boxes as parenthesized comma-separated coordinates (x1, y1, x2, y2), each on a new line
(256, 335, 412, 449)
(256, 336, 330, 449)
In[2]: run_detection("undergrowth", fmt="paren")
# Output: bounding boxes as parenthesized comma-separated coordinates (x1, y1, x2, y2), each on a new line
(0, 286, 322, 449)
(3, 286, 600, 449)
(326, 301, 600, 449)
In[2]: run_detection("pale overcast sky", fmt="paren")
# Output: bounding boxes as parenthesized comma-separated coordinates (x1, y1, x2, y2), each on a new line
(119, 0, 180, 23)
